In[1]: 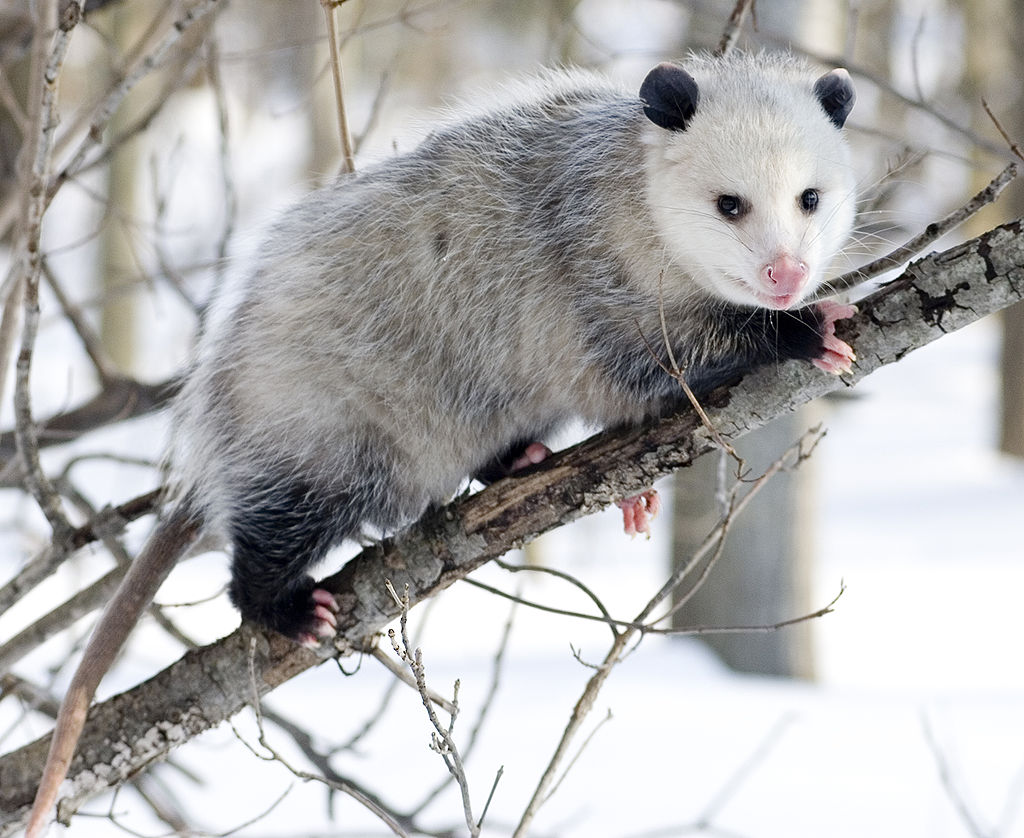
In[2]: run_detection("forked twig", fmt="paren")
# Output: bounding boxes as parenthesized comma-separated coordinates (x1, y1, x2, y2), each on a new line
(242, 638, 410, 837)
(385, 580, 492, 837)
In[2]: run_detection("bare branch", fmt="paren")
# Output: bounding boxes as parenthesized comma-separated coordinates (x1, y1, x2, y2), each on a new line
(242, 640, 411, 837)
(982, 100, 1024, 164)
(0, 377, 180, 474)
(369, 643, 457, 716)
(40, 259, 115, 384)
(511, 425, 825, 836)
(11, 0, 83, 543)
(409, 595, 517, 817)
(0, 487, 161, 615)
(921, 712, 992, 838)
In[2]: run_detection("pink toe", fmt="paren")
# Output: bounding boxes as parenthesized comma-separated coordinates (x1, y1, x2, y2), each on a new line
(313, 604, 337, 629)
(616, 490, 660, 538)
(312, 588, 338, 612)
(509, 442, 553, 472)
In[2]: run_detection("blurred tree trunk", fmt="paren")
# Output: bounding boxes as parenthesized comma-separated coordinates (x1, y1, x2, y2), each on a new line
(98, 3, 143, 373)
(964, 0, 1024, 458)
(996, 7, 1024, 458)
(670, 410, 817, 678)
(1000, 303, 1024, 457)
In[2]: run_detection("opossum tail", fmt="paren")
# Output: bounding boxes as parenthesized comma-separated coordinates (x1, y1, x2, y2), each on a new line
(25, 501, 202, 838)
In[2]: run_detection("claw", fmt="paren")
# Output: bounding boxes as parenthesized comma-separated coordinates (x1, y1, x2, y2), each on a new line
(312, 604, 337, 630)
(311, 588, 339, 612)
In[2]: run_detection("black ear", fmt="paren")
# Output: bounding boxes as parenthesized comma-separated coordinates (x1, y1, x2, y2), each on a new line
(814, 68, 855, 129)
(640, 63, 700, 132)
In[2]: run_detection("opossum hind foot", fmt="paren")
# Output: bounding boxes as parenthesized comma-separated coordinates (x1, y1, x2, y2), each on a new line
(299, 588, 340, 647)
(228, 572, 339, 646)
(617, 490, 661, 538)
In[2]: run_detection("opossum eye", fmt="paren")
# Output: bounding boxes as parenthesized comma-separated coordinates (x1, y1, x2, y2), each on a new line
(716, 194, 747, 220)
(800, 188, 819, 213)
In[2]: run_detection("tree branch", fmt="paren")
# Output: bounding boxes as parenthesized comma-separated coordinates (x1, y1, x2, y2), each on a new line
(1, 217, 1023, 833)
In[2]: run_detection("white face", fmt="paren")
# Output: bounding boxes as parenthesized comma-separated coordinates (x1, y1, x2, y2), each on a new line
(645, 88, 856, 310)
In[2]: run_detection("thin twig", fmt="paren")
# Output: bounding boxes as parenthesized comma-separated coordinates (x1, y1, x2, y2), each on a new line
(512, 427, 827, 837)
(495, 559, 618, 636)
(321, 0, 356, 174)
(258, 705, 439, 837)
(921, 711, 992, 838)
(543, 708, 613, 806)
(242, 639, 410, 837)
(637, 291, 740, 463)
(715, 0, 755, 57)
(47, 0, 225, 204)
(369, 644, 457, 715)
(386, 581, 482, 837)
(462, 576, 629, 631)
(0, 64, 29, 135)
(819, 162, 1018, 296)
(333, 596, 441, 755)
(476, 765, 503, 832)
(206, 36, 238, 285)
(0, 0, 225, 243)
(409, 594, 517, 817)
(982, 100, 1024, 164)
(694, 713, 798, 829)
(40, 259, 115, 383)
(0, 486, 162, 615)
(653, 583, 845, 636)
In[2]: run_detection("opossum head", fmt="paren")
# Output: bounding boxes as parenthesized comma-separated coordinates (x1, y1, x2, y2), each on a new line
(641, 54, 856, 310)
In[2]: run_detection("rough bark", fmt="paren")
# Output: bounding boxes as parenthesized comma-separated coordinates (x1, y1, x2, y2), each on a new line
(1, 218, 1022, 833)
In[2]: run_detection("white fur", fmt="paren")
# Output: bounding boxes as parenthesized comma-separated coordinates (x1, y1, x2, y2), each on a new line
(644, 52, 856, 308)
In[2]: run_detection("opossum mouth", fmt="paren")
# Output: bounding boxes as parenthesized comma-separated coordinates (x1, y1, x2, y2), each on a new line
(755, 291, 801, 310)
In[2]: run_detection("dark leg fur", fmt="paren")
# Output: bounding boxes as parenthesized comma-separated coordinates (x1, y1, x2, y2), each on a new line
(587, 299, 849, 407)
(227, 473, 373, 639)
(686, 304, 836, 395)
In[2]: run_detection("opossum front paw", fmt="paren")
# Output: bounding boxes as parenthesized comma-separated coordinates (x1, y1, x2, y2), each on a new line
(616, 490, 661, 538)
(812, 300, 857, 375)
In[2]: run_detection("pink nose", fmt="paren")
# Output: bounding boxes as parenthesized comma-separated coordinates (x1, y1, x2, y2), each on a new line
(762, 255, 808, 297)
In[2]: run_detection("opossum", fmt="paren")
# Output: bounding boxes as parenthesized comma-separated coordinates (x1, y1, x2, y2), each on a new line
(26, 51, 856, 835)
